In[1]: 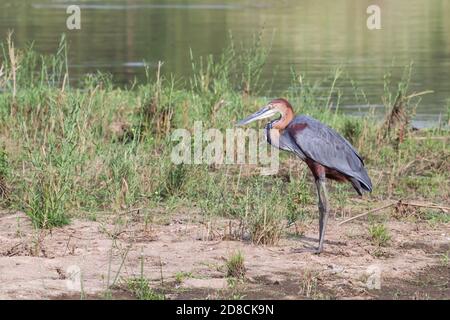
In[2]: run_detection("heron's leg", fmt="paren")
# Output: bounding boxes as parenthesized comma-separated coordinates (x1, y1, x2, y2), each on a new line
(315, 178, 329, 254)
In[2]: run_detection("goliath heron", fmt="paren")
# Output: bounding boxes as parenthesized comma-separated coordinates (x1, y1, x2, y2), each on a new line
(237, 98, 372, 253)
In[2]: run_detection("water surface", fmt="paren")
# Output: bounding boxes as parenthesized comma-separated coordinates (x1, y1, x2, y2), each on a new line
(1, 0, 450, 126)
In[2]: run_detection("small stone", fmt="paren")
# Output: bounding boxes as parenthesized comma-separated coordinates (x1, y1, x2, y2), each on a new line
(242, 232, 251, 241)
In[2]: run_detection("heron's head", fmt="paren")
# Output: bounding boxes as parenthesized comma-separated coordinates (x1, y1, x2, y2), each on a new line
(236, 98, 293, 126)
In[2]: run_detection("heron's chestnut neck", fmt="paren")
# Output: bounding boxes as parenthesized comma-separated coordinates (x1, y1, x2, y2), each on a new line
(272, 105, 294, 130)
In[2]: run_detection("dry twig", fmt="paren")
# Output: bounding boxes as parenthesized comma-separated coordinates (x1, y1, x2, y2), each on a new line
(339, 200, 449, 225)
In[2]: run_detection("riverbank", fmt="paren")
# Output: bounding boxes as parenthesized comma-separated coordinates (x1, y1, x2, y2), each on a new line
(0, 209, 449, 299)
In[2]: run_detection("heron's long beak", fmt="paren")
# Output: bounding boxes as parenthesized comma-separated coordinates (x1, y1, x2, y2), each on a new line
(236, 105, 278, 126)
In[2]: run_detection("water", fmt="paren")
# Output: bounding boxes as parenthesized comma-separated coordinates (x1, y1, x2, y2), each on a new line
(1, 0, 450, 127)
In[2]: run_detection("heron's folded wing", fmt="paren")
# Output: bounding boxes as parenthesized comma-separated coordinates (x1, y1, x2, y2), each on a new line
(286, 116, 372, 190)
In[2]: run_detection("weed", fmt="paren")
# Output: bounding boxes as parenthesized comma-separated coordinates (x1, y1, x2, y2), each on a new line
(226, 251, 246, 279)
(0, 146, 10, 199)
(446, 99, 450, 126)
(341, 117, 362, 145)
(299, 270, 319, 298)
(238, 179, 287, 245)
(226, 277, 246, 300)
(439, 251, 449, 267)
(175, 271, 193, 284)
(286, 177, 313, 221)
(423, 211, 450, 225)
(157, 163, 187, 200)
(368, 223, 391, 247)
(126, 277, 165, 300)
(25, 171, 70, 229)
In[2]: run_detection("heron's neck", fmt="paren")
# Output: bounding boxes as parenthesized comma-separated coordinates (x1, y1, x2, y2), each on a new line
(272, 107, 294, 130)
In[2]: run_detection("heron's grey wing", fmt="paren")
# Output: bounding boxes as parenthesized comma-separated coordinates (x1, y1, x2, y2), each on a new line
(278, 131, 307, 160)
(286, 116, 372, 191)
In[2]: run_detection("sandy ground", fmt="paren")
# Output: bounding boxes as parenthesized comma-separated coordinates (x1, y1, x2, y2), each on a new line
(0, 209, 449, 300)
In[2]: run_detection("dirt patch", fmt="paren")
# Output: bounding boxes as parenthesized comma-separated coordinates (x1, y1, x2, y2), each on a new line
(371, 266, 449, 300)
(0, 210, 449, 300)
(55, 290, 136, 300)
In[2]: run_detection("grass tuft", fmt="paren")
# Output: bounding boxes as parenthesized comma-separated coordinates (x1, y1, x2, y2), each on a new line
(126, 277, 165, 300)
(368, 223, 391, 247)
(226, 251, 246, 279)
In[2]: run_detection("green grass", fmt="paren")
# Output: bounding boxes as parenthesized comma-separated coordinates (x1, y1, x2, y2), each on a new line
(423, 211, 450, 225)
(226, 251, 246, 279)
(174, 271, 193, 284)
(446, 99, 450, 126)
(0, 33, 448, 234)
(126, 277, 165, 300)
(439, 251, 449, 267)
(368, 223, 391, 247)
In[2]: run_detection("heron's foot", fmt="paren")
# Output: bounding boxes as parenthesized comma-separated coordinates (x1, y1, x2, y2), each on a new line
(291, 247, 322, 254)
